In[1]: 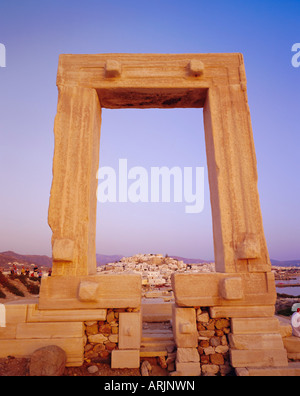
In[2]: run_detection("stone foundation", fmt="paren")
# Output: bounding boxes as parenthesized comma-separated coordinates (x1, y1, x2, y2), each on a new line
(196, 308, 233, 376)
(1, 297, 299, 376)
(0, 302, 143, 370)
(172, 305, 233, 376)
(0, 303, 87, 367)
(84, 308, 140, 365)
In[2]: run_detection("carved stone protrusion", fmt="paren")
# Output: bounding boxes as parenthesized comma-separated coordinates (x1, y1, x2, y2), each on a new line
(219, 277, 244, 300)
(78, 280, 98, 302)
(236, 234, 261, 259)
(180, 322, 193, 334)
(188, 59, 204, 77)
(52, 238, 74, 262)
(105, 60, 122, 78)
(119, 312, 142, 349)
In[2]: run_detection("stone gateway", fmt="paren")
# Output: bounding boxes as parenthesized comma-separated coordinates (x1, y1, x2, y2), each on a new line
(1, 53, 298, 376)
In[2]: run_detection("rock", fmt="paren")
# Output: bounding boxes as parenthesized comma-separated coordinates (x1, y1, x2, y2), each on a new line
(85, 323, 99, 336)
(197, 322, 206, 331)
(205, 320, 215, 330)
(166, 344, 176, 353)
(87, 365, 99, 374)
(166, 352, 176, 364)
(215, 329, 224, 337)
(199, 330, 215, 338)
(105, 342, 117, 351)
(201, 364, 219, 376)
(197, 312, 210, 323)
(200, 355, 210, 364)
(203, 346, 215, 355)
(30, 345, 67, 376)
(98, 350, 110, 360)
(84, 344, 93, 352)
(210, 336, 221, 347)
(198, 346, 204, 355)
(141, 360, 152, 376)
(158, 356, 167, 369)
(220, 363, 233, 376)
(210, 353, 224, 365)
(167, 362, 175, 372)
(99, 323, 111, 335)
(176, 348, 200, 363)
(88, 334, 108, 344)
(108, 334, 118, 343)
(85, 321, 97, 326)
(93, 344, 106, 353)
(85, 350, 98, 359)
(199, 340, 210, 348)
(215, 319, 230, 330)
(215, 345, 229, 354)
(106, 311, 115, 323)
(196, 308, 202, 316)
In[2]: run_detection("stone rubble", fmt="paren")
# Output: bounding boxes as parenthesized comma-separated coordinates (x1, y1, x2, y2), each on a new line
(196, 308, 233, 376)
(84, 308, 139, 366)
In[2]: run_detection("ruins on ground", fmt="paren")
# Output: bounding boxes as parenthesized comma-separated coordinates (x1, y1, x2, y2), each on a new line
(1, 53, 299, 376)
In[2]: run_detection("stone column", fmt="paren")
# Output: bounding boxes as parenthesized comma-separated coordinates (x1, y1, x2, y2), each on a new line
(203, 80, 270, 274)
(48, 85, 101, 276)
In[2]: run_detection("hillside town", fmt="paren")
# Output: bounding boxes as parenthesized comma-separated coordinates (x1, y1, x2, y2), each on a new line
(97, 253, 215, 289)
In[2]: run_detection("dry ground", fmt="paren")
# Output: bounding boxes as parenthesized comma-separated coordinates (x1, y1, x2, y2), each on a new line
(0, 357, 170, 376)
(0, 276, 39, 303)
(0, 357, 141, 376)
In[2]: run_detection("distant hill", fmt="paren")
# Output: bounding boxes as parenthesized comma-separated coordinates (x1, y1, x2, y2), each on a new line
(0, 251, 52, 270)
(1, 251, 299, 269)
(271, 259, 300, 268)
(96, 254, 211, 266)
(171, 256, 211, 264)
(0, 251, 125, 269)
(96, 254, 124, 266)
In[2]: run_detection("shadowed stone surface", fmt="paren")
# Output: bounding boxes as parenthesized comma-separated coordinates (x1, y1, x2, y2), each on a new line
(29, 345, 67, 376)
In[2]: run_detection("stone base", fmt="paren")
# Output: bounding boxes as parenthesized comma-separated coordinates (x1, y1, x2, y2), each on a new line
(0, 301, 145, 370)
(0, 338, 84, 367)
(0, 303, 89, 366)
(39, 274, 142, 310)
(283, 336, 300, 354)
(230, 349, 288, 368)
(171, 272, 276, 307)
(111, 350, 140, 369)
(236, 362, 300, 376)
(231, 317, 280, 334)
(175, 362, 201, 376)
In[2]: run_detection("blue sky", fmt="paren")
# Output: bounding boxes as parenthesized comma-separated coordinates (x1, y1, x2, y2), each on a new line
(0, 0, 299, 260)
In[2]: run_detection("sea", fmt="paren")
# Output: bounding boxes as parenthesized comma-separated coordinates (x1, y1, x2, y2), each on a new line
(276, 277, 300, 297)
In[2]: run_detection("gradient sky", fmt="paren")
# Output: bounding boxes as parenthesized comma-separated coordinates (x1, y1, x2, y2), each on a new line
(0, 0, 299, 261)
